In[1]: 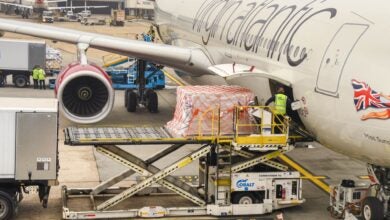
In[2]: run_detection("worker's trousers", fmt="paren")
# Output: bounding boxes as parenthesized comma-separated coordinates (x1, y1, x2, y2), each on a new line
(39, 80, 46, 90)
(33, 79, 38, 89)
(274, 114, 285, 134)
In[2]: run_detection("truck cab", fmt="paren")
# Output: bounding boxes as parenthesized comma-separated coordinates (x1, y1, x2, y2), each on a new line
(42, 11, 54, 23)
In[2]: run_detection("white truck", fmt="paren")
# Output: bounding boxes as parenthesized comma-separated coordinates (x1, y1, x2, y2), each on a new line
(0, 38, 46, 87)
(42, 11, 54, 23)
(0, 97, 59, 219)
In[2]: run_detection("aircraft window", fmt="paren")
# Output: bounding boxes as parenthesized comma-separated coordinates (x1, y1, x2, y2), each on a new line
(294, 46, 300, 57)
(301, 47, 307, 59)
(264, 38, 268, 49)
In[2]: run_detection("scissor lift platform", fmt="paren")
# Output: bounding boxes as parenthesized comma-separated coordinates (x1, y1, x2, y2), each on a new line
(62, 106, 304, 219)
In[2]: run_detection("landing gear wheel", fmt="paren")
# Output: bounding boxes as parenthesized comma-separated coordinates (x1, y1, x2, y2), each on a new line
(0, 191, 15, 220)
(14, 75, 27, 88)
(126, 91, 137, 112)
(232, 192, 256, 204)
(146, 90, 158, 113)
(362, 197, 384, 220)
(124, 89, 132, 108)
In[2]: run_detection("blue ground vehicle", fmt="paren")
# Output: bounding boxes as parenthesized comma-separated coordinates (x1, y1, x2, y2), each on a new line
(106, 62, 165, 90)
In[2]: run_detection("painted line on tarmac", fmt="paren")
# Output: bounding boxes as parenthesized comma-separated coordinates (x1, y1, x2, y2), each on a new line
(279, 154, 330, 193)
(301, 176, 327, 179)
(358, 175, 369, 179)
(163, 70, 186, 86)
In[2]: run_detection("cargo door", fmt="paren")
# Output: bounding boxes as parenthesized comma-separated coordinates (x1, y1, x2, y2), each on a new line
(0, 111, 15, 179)
(315, 23, 368, 97)
(15, 112, 57, 180)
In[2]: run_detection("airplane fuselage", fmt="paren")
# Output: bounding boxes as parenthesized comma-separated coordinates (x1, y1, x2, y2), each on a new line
(155, 0, 390, 167)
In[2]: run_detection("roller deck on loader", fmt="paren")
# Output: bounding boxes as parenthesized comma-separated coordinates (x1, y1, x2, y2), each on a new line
(62, 106, 305, 219)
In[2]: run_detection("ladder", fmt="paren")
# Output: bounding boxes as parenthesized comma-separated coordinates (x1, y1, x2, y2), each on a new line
(215, 143, 232, 206)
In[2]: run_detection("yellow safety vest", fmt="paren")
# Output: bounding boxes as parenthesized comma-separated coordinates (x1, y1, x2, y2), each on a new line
(38, 69, 46, 80)
(32, 69, 39, 80)
(275, 94, 287, 115)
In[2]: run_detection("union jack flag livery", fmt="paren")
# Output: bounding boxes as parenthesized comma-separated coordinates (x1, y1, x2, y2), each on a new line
(352, 79, 390, 111)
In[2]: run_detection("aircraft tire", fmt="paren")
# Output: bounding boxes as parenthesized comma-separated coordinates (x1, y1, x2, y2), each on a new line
(0, 191, 15, 220)
(147, 90, 158, 113)
(126, 91, 137, 112)
(124, 89, 131, 108)
(362, 197, 384, 220)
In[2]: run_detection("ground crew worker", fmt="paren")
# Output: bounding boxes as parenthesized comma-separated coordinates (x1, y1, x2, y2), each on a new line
(142, 33, 152, 42)
(265, 86, 291, 133)
(37, 66, 46, 90)
(147, 25, 156, 42)
(32, 65, 39, 89)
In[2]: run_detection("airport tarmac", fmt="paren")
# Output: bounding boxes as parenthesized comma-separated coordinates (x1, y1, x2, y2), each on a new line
(0, 15, 369, 220)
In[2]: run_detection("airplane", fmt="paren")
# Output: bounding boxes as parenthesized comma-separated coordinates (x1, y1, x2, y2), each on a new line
(0, 0, 388, 219)
(0, 0, 107, 17)
(0, 0, 66, 18)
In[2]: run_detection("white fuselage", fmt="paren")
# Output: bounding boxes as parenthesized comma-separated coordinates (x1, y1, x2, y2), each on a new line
(155, 0, 390, 167)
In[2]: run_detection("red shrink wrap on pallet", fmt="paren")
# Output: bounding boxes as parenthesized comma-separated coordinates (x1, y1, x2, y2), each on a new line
(166, 85, 255, 137)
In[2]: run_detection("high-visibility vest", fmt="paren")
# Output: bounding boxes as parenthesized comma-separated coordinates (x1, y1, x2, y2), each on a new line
(38, 68, 46, 80)
(275, 93, 287, 115)
(32, 69, 39, 80)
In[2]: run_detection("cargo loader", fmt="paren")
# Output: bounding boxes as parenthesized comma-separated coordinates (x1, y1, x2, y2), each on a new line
(61, 105, 305, 219)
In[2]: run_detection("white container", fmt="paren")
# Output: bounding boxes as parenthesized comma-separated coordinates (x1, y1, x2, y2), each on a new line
(0, 97, 58, 180)
(0, 38, 46, 71)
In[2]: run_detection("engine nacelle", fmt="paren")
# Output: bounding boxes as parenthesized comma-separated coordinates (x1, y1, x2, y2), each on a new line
(55, 62, 114, 124)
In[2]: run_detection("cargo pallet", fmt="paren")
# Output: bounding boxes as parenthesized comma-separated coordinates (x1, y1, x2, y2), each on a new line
(62, 106, 305, 219)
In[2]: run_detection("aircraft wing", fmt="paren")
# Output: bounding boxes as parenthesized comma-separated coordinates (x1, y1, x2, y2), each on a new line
(46, 0, 67, 2)
(47, 5, 108, 10)
(0, 18, 211, 75)
(0, 2, 33, 9)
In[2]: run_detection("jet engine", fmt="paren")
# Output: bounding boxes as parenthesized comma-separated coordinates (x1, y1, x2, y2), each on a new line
(55, 62, 115, 124)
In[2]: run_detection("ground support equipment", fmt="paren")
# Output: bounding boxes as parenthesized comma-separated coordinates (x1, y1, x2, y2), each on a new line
(329, 164, 390, 220)
(62, 106, 305, 219)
